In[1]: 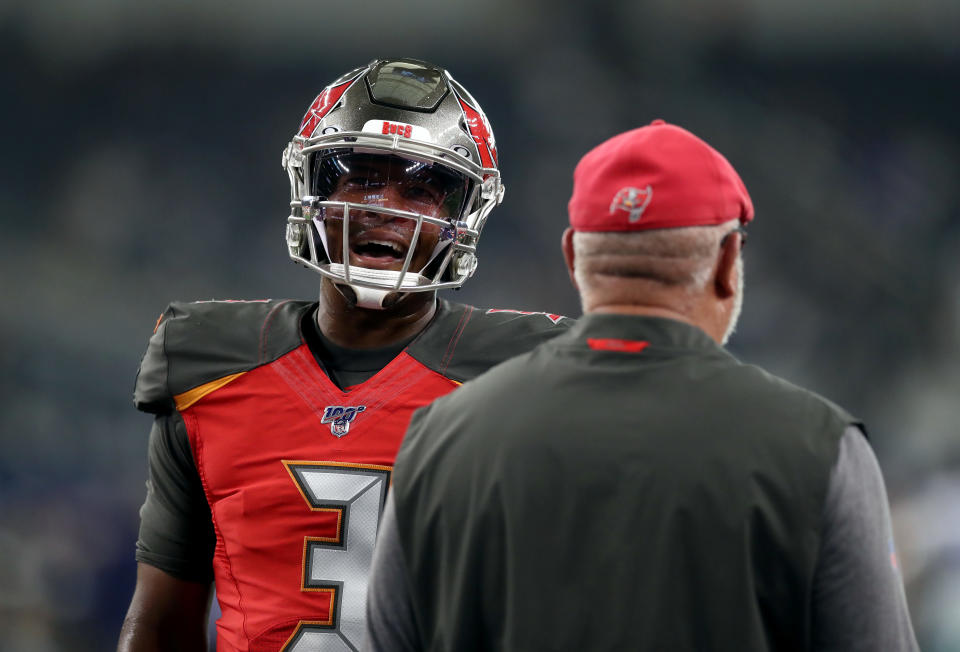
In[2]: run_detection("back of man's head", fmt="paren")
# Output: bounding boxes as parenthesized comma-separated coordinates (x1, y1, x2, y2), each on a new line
(563, 120, 753, 344)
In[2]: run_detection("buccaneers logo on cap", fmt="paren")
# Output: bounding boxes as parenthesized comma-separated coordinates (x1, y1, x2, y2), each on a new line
(320, 405, 367, 438)
(609, 185, 653, 223)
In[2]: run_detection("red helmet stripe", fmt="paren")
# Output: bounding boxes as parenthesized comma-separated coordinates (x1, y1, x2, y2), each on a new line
(297, 74, 363, 138)
(456, 97, 498, 169)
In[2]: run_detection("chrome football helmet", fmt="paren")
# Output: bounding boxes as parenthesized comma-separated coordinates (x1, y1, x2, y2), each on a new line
(283, 58, 504, 309)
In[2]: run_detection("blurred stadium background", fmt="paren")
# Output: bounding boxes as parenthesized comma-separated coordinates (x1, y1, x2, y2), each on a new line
(1, 1, 958, 649)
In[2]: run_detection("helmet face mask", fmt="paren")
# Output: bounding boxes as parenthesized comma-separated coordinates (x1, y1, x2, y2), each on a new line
(308, 151, 470, 291)
(283, 58, 503, 309)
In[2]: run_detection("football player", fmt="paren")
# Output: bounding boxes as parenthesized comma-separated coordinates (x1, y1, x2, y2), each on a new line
(116, 58, 571, 652)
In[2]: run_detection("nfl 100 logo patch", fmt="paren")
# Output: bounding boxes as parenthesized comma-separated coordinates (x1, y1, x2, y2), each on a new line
(321, 405, 367, 438)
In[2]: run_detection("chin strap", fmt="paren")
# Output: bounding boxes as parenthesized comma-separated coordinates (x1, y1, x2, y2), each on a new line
(349, 285, 399, 309)
(327, 263, 429, 310)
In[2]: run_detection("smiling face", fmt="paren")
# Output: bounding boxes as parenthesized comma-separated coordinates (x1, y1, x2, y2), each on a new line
(312, 152, 470, 275)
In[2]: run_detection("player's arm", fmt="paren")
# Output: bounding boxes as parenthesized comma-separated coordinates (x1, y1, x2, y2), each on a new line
(118, 413, 217, 651)
(810, 426, 919, 651)
(117, 564, 213, 651)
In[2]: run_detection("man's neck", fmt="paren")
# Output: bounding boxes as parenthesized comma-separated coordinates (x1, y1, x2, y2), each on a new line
(588, 302, 725, 345)
(316, 281, 438, 349)
(591, 304, 697, 325)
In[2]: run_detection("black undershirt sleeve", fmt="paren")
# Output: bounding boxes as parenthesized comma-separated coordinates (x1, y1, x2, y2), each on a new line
(135, 411, 215, 583)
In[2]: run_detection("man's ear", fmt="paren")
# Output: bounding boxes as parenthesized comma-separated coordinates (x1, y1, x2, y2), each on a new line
(561, 227, 578, 290)
(715, 231, 742, 299)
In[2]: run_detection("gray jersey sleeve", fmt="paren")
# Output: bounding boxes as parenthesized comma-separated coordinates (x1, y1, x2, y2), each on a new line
(366, 492, 421, 652)
(811, 426, 918, 651)
(135, 412, 215, 582)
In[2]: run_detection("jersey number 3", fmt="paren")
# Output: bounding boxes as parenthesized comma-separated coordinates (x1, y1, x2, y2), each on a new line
(282, 462, 391, 651)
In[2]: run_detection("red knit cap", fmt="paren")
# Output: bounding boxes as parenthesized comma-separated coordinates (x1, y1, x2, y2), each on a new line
(568, 120, 754, 232)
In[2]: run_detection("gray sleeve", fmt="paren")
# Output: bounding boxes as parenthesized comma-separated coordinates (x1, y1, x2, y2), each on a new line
(811, 426, 919, 651)
(135, 412, 216, 582)
(365, 492, 421, 652)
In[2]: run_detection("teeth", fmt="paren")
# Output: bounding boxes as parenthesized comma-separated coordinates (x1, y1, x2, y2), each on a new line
(357, 239, 405, 255)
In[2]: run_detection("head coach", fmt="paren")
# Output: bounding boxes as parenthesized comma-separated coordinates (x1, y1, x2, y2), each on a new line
(364, 120, 919, 652)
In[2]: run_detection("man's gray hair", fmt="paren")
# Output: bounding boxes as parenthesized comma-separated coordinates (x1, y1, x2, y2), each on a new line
(572, 219, 744, 342)
(572, 219, 740, 291)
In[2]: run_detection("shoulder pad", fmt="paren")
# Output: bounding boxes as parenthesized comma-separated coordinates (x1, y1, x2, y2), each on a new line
(407, 300, 574, 383)
(133, 299, 311, 413)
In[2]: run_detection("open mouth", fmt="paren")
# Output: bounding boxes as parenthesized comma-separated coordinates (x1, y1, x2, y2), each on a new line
(353, 239, 404, 259)
(350, 234, 410, 266)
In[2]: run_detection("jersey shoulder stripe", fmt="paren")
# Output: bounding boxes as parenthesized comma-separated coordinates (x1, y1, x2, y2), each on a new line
(407, 300, 575, 383)
(134, 299, 311, 414)
(173, 371, 247, 411)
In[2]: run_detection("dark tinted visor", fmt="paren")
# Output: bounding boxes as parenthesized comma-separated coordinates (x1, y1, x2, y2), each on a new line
(311, 151, 469, 220)
(366, 60, 448, 111)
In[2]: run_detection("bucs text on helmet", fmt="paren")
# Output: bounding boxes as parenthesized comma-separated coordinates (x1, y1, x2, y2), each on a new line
(282, 58, 503, 309)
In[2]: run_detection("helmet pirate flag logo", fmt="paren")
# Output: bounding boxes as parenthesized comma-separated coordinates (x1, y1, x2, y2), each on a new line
(320, 405, 367, 438)
(609, 185, 653, 223)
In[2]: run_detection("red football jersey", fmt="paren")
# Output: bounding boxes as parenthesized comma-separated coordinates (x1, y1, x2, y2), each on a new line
(133, 299, 571, 650)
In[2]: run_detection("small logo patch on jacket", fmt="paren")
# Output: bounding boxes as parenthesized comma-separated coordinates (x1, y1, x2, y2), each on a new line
(321, 405, 367, 438)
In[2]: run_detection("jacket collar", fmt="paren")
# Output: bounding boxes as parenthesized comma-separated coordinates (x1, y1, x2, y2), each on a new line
(559, 313, 731, 357)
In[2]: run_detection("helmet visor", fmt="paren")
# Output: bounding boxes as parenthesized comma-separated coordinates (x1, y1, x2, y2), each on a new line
(309, 151, 471, 279)
(311, 151, 470, 220)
